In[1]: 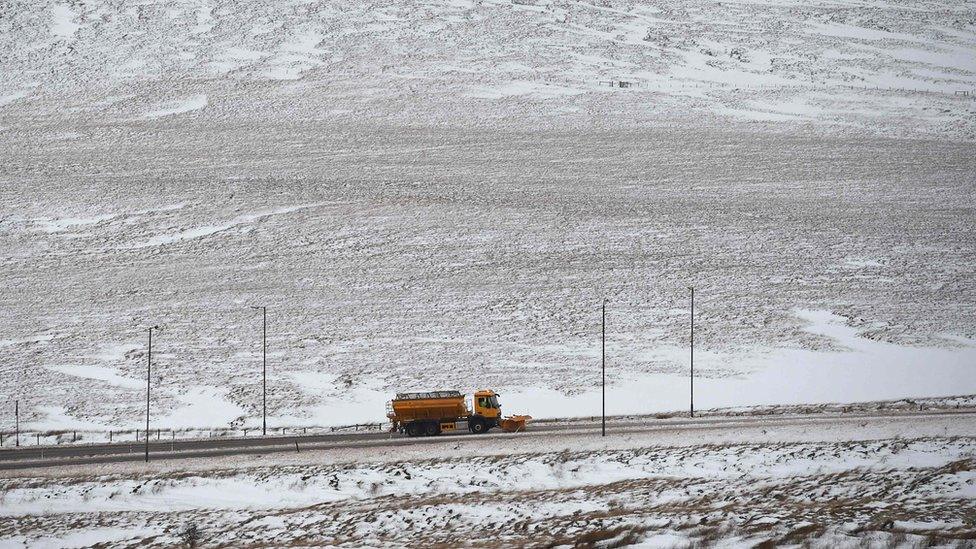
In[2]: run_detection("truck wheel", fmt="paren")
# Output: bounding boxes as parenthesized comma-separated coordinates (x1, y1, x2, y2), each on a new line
(405, 422, 421, 437)
(469, 418, 487, 434)
(424, 422, 439, 436)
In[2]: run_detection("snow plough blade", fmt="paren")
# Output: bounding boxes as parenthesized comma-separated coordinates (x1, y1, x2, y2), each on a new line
(498, 415, 532, 433)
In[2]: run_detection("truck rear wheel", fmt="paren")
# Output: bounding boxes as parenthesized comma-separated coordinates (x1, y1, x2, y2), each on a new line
(405, 422, 421, 437)
(424, 421, 440, 436)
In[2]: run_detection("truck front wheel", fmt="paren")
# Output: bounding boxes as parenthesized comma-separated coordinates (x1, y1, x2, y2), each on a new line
(469, 418, 487, 434)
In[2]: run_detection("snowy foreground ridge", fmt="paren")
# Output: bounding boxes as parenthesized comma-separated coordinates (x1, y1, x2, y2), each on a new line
(1, 412, 974, 547)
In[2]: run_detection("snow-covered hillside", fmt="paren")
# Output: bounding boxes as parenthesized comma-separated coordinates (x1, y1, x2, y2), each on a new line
(1, 0, 974, 136)
(0, 0, 974, 434)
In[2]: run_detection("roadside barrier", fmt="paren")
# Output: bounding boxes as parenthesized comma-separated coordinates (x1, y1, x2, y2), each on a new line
(0, 422, 388, 448)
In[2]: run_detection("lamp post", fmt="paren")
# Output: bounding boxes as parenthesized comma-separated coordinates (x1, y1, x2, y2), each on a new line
(602, 299, 607, 437)
(252, 306, 267, 436)
(689, 287, 695, 419)
(146, 325, 158, 463)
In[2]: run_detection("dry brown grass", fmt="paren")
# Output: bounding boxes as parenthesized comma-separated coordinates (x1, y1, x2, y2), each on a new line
(545, 526, 648, 549)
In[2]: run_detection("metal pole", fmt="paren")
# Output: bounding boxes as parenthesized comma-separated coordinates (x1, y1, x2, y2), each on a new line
(146, 327, 152, 463)
(602, 299, 606, 437)
(690, 287, 695, 419)
(15, 400, 19, 447)
(263, 306, 267, 437)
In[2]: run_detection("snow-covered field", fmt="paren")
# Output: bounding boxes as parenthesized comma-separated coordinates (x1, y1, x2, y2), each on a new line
(2, 127, 974, 436)
(1, 0, 974, 436)
(1, 411, 973, 547)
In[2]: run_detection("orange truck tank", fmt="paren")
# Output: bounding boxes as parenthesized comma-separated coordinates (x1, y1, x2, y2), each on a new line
(387, 389, 529, 437)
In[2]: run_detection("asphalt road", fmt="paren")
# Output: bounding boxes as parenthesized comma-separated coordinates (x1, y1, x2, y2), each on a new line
(0, 408, 971, 471)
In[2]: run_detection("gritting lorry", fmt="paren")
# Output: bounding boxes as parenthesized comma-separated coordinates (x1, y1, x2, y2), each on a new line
(386, 389, 530, 436)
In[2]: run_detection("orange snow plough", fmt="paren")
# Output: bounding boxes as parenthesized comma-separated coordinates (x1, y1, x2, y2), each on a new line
(387, 389, 531, 436)
(498, 415, 532, 432)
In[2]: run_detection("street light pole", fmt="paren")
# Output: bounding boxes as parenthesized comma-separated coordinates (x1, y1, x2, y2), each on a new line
(602, 299, 607, 437)
(690, 287, 695, 419)
(146, 326, 154, 463)
(252, 306, 267, 436)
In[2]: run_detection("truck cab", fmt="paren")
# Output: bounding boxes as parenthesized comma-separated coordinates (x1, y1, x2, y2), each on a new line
(474, 389, 502, 416)
(471, 389, 501, 432)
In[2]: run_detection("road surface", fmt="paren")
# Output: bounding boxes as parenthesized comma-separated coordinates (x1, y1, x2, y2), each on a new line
(0, 408, 971, 471)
